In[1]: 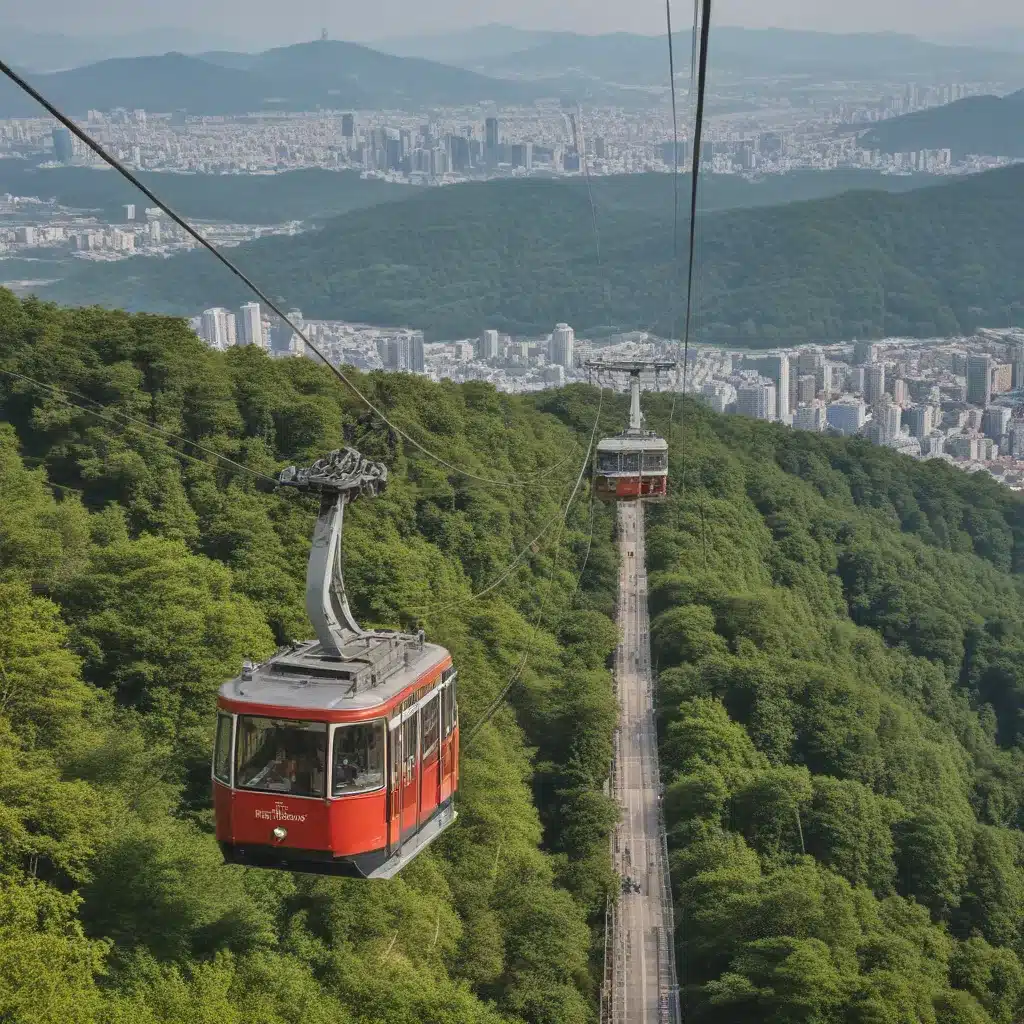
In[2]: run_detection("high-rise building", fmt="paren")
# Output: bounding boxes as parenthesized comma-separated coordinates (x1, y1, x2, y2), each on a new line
(150, 220, 161, 244)
(749, 353, 790, 422)
(1010, 422, 1024, 457)
(737, 381, 776, 421)
(794, 403, 826, 432)
(484, 116, 499, 164)
(52, 126, 73, 164)
(992, 363, 1013, 394)
(1012, 341, 1024, 389)
(478, 329, 500, 361)
(921, 432, 946, 457)
(409, 332, 425, 373)
(200, 308, 231, 349)
(853, 340, 877, 366)
(982, 405, 1012, 443)
(341, 113, 354, 138)
(906, 404, 935, 439)
(891, 378, 908, 406)
(875, 397, 902, 442)
(967, 354, 993, 406)
(826, 400, 867, 435)
(123, 204, 136, 222)
(797, 374, 816, 405)
(864, 363, 886, 406)
(238, 302, 264, 348)
(549, 323, 574, 368)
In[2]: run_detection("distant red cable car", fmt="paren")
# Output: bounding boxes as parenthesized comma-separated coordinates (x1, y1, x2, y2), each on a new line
(588, 360, 673, 503)
(212, 449, 458, 879)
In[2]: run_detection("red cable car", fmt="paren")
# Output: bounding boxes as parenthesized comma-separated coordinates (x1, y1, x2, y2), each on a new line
(588, 360, 672, 503)
(212, 448, 458, 879)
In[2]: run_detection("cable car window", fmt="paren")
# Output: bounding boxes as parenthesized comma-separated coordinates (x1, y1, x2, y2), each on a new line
(214, 712, 233, 784)
(621, 452, 641, 473)
(597, 452, 619, 473)
(403, 714, 418, 771)
(422, 695, 439, 757)
(235, 717, 327, 797)
(643, 452, 667, 470)
(332, 720, 385, 795)
(442, 685, 451, 738)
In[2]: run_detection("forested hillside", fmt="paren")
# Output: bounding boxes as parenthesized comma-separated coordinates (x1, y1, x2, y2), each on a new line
(644, 396, 1024, 1021)
(860, 90, 1024, 159)
(0, 165, 412, 224)
(40, 165, 1022, 344)
(0, 288, 625, 1023)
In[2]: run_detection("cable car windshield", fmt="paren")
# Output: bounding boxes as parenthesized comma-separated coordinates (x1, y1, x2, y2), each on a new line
(332, 721, 386, 795)
(235, 717, 327, 797)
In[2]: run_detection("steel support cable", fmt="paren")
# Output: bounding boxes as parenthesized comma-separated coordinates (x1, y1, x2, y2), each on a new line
(407, 483, 574, 615)
(666, 0, 682, 431)
(0, 58, 576, 491)
(463, 387, 603, 747)
(0, 367, 279, 484)
(681, 0, 712, 402)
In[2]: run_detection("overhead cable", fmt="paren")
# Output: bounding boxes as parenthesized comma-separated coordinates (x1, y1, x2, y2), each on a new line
(681, 0, 713, 395)
(0, 57, 576, 491)
(464, 387, 603, 747)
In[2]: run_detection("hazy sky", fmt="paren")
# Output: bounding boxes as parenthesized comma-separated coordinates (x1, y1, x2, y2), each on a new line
(1, 0, 1022, 45)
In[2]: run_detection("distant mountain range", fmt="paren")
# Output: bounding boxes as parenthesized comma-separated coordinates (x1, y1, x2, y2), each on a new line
(0, 26, 241, 72)
(36, 165, 1021, 345)
(380, 25, 1024, 88)
(0, 40, 550, 118)
(859, 90, 1024, 158)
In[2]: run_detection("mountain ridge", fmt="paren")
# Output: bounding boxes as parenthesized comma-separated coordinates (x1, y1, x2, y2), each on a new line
(0, 40, 550, 117)
(859, 90, 1024, 158)
(36, 165, 1024, 344)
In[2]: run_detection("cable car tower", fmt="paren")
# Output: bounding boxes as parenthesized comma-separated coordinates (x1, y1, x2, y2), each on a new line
(586, 360, 674, 503)
(212, 448, 459, 879)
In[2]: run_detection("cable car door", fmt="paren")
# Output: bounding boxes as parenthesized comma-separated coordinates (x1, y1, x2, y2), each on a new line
(401, 709, 419, 838)
(419, 691, 441, 822)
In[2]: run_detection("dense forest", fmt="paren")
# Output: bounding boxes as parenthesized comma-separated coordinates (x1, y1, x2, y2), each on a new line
(0, 288, 630, 1023)
(2, 165, 932, 229)
(859, 90, 1024, 159)
(642, 394, 1024, 1022)
(40, 165, 1023, 344)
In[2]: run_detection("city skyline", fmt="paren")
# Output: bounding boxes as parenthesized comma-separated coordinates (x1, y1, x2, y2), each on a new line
(2, 2, 1024, 51)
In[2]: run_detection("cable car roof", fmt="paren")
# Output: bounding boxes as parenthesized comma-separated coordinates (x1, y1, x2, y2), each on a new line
(596, 434, 669, 454)
(219, 633, 451, 717)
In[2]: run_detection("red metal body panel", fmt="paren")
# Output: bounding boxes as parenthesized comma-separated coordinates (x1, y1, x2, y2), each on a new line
(229, 789, 333, 851)
(595, 474, 667, 500)
(215, 655, 458, 864)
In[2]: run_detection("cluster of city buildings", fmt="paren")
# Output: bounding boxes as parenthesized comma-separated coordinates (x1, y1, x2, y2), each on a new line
(695, 330, 1024, 485)
(192, 295, 1024, 488)
(0, 183, 301, 263)
(192, 302, 584, 392)
(1, 74, 1018, 191)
